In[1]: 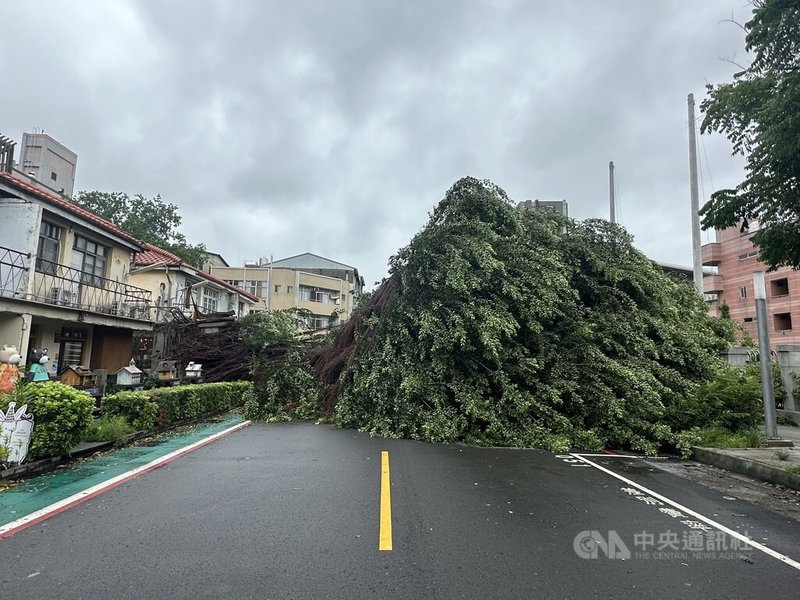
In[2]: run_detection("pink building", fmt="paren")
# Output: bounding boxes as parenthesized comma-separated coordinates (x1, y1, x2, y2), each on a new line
(703, 223, 800, 345)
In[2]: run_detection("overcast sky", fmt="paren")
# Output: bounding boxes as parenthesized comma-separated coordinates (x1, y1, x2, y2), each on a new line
(1, 0, 752, 286)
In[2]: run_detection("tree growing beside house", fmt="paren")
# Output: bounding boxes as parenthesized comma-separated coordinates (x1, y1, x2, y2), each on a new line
(72, 191, 207, 267)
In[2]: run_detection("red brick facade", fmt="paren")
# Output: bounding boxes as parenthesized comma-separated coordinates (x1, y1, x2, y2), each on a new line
(702, 224, 800, 346)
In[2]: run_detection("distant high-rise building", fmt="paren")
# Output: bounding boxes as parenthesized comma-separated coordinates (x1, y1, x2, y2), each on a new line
(516, 199, 569, 217)
(19, 132, 77, 197)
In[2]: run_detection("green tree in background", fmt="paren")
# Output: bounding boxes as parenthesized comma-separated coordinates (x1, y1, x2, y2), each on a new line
(73, 191, 207, 267)
(700, 0, 800, 268)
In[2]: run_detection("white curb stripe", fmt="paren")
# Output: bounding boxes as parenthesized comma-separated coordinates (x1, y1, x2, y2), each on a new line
(1, 420, 251, 539)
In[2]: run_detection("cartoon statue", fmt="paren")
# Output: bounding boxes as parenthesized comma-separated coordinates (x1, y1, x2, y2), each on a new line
(0, 345, 22, 394)
(27, 348, 51, 383)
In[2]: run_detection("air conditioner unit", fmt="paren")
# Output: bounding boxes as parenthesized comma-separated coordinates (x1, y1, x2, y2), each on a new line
(50, 287, 77, 307)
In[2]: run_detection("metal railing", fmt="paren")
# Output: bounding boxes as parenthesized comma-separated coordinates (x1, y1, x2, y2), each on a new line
(0, 245, 152, 320)
(0, 245, 27, 298)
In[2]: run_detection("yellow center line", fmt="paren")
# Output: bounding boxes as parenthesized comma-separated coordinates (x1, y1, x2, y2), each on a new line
(379, 450, 393, 551)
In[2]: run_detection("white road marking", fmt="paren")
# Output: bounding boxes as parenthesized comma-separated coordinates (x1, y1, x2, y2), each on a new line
(0, 420, 251, 539)
(571, 453, 800, 573)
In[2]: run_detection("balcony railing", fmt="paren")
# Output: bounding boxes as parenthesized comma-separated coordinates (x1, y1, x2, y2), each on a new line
(0, 245, 152, 320)
(0, 245, 27, 298)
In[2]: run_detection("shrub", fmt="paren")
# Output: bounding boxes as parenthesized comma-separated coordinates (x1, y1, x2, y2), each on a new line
(0, 382, 94, 460)
(245, 363, 318, 421)
(147, 381, 251, 425)
(102, 391, 158, 430)
(83, 415, 134, 447)
(667, 364, 764, 432)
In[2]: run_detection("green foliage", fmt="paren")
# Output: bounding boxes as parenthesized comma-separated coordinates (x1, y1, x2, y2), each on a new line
(147, 382, 251, 424)
(719, 302, 731, 319)
(785, 465, 800, 475)
(103, 383, 250, 429)
(686, 427, 765, 450)
(775, 449, 790, 461)
(700, 0, 800, 269)
(239, 310, 305, 349)
(244, 363, 319, 421)
(329, 177, 733, 454)
(83, 416, 134, 447)
(72, 191, 207, 267)
(666, 364, 764, 432)
(239, 310, 322, 421)
(102, 391, 158, 430)
(0, 382, 94, 460)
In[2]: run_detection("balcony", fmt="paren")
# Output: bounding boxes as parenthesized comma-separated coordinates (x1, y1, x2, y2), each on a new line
(0, 245, 152, 320)
(704, 273, 724, 294)
(702, 242, 722, 266)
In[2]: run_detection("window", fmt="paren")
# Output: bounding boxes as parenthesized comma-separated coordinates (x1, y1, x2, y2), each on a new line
(308, 315, 331, 330)
(775, 312, 793, 331)
(743, 317, 754, 323)
(72, 235, 107, 286)
(770, 278, 789, 297)
(738, 251, 758, 261)
(36, 222, 62, 274)
(50, 171, 58, 181)
(739, 286, 747, 299)
(299, 285, 336, 303)
(275, 284, 281, 293)
(287, 285, 293, 294)
(201, 288, 219, 312)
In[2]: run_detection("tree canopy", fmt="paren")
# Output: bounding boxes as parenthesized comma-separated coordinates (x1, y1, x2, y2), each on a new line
(699, 0, 800, 269)
(73, 191, 207, 267)
(312, 177, 732, 454)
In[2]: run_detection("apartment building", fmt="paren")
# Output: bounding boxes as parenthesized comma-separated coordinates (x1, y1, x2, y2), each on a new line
(129, 244, 258, 321)
(0, 168, 153, 375)
(212, 253, 365, 327)
(703, 222, 800, 344)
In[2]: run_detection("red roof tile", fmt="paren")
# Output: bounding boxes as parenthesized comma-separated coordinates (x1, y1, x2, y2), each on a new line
(133, 242, 260, 303)
(0, 172, 143, 248)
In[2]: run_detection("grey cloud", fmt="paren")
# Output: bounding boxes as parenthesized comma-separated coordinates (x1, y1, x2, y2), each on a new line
(1, 0, 754, 286)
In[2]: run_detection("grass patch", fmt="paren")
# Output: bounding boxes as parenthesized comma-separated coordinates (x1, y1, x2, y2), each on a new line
(784, 465, 800, 475)
(83, 415, 134, 447)
(692, 427, 766, 449)
(775, 449, 790, 461)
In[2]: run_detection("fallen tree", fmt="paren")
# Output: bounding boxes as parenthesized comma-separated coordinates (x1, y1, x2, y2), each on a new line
(311, 177, 733, 453)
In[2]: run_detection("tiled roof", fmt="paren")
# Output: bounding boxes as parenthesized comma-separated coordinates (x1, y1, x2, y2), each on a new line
(134, 242, 259, 303)
(0, 172, 143, 248)
(0, 171, 258, 304)
(133, 242, 186, 267)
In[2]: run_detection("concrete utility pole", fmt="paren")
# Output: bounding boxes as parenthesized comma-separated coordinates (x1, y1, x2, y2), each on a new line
(753, 272, 779, 439)
(608, 161, 616, 224)
(688, 94, 703, 295)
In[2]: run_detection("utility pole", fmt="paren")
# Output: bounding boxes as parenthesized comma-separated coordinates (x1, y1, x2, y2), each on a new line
(267, 255, 274, 312)
(753, 272, 779, 439)
(688, 93, 703, 295)
(608, 161, 616, 223)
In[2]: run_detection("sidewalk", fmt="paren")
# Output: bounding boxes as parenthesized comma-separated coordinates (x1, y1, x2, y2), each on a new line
(691, 425, 800, 492)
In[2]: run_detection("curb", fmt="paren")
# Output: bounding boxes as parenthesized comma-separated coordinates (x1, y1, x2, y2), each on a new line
(691, 446, 800, 492)
(0, 411, 239, 482)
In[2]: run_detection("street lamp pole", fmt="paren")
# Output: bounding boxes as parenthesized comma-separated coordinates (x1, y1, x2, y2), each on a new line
(753, 271, 779, 439)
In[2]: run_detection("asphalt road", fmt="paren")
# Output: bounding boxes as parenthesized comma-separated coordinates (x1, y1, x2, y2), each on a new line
(3, 422, 800, 599)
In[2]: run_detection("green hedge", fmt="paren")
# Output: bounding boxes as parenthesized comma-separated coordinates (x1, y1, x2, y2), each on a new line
(103, 382, 251, 429)
(102, 391, 158, 430)
(1, 382, 94, 460)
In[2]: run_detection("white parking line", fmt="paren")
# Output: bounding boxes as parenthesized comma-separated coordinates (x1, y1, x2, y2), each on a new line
(571, 453, 800, 573)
